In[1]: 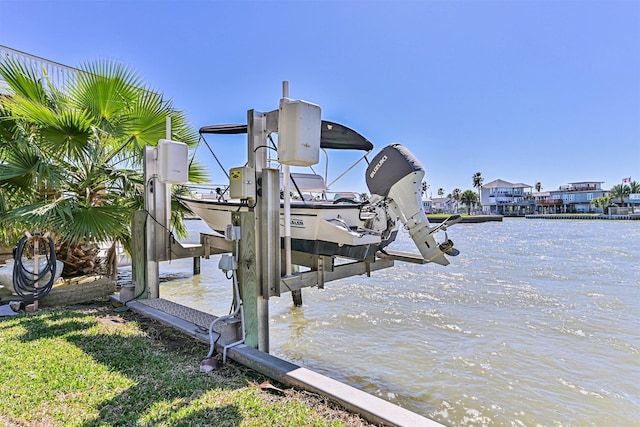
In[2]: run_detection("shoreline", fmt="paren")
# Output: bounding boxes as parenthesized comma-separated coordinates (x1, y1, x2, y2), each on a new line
(427, 214, 503, 223)
(525, 214, 640, 220)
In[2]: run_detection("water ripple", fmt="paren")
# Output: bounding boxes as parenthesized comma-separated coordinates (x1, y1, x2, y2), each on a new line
(158, 218, 640, 427)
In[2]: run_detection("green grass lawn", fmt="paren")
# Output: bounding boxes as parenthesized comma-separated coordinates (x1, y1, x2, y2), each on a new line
(0, 303, 374, 427)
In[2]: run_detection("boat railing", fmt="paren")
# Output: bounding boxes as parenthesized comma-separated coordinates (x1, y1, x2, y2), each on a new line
(184, 184, 230, 201)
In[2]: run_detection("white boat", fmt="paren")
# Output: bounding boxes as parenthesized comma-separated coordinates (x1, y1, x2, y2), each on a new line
(180, 192, 398, 260)
(178, 121, 461, 265)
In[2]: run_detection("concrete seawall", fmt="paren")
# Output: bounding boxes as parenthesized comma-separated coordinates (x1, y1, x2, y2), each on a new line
(123, 297, 446, 427)
(525, 214, 639, 220)
(427, 215, 503, 223)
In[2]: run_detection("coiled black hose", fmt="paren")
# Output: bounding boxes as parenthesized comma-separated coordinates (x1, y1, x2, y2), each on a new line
(12, 234, 57, 302)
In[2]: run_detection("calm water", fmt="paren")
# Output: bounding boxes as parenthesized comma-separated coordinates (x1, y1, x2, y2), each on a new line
(137, 218, 639, 427)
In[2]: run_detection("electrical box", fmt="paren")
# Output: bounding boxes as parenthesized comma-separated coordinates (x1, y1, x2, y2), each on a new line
(158, 139, 189, 183)
(229, 166, 255, 199)
(278, 98, 321, 166)
(224, 224, 241, 241)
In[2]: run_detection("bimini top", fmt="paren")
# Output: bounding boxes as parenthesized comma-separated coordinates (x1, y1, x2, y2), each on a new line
(199, 120, 374, 152)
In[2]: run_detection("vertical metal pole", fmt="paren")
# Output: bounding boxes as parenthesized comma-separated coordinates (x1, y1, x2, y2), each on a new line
(162, 117, 172, 260)
(283, 166, 291, 277)
(142, 117, 173, 299)
(247, 110, 270, 352)
(260, 168, 281, 297)
(282, 82, 293, 278)
(193, 257, 201, 275)
(131, 211, 148, 299)
(144, 146, 159, 298)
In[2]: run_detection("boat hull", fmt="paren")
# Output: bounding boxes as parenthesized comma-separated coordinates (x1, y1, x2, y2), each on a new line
(178, 196, 396, 260)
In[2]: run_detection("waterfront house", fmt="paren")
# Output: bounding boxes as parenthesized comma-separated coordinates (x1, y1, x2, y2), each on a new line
(532, 191, 561, 214)
(421, 198, 433, 214)
(480, 179, 534, 215)
(547, 181, 607, 213)
(430, 197, 454, 214)
(630, 193, 640, 212)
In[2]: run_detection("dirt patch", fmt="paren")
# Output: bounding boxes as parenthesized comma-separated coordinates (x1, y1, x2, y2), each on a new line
(132, 310, 209, 356)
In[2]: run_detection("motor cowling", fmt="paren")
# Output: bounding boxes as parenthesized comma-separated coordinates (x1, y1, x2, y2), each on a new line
(366, 144, 423, 198)
(366, 144, 457, 265)
(366, 143, 426, 225)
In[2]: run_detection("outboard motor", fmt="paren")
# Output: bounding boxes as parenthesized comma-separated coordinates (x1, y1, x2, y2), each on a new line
(366, 144, 460, 265)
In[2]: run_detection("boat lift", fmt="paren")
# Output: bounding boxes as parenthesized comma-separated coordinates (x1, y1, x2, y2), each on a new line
(131, 83, 430, 353)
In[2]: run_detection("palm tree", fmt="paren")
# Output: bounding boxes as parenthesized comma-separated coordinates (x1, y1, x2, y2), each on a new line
(421, 181, 429, 197)
(472, 172, 483, 208)
(460, 189, 478, 215)
(0, 57, 206, 277)
(451, 188, 461, 213)
(630, 181, 640, 213)
(590, 196, 612, 214)
(609, 184, 630, 207)
(535, 182, 542, 192)
(437, 187, 444, 197)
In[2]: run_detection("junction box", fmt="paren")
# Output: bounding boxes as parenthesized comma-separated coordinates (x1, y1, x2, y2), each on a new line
(278, 98, 321, 166)
(229, 166, 255, 199)
(158, 139, 189, 183)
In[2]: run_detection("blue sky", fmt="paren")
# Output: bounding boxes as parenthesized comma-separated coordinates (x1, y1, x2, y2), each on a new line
(1, 0, 638, 196)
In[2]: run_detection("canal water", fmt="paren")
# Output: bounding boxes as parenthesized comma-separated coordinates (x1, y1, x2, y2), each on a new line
(137, 218, 639, 427)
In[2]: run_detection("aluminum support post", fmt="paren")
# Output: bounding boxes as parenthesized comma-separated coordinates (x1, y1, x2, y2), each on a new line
(247, 110, 270, 352)
(258, 168, 281, 298)
(143, 146, 160, 298)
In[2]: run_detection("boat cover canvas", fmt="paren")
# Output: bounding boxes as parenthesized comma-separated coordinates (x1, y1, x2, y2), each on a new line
(199, 120, 373, 151)
(366, 143, 424, 198)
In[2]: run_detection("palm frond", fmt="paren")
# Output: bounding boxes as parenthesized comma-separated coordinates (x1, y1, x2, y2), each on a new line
(2, 90, 93, 159)
(0, 146, 41, 190)
(39, 108, 94, 158)
(3, 94, 59, 126)
(11, 199, 130, 244)
(51, 205, 131, 243)
(124, 90, 172, 151)
(70, 59, 144, 131)
(185, 160, 209, 183)
(161, 106, 199, 147)
(0, 56, 49, 103)
(2, 54, 203, 255)
(9, 197, 72, 232)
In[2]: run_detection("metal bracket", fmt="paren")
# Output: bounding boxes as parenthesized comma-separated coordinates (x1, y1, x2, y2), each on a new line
(280, 256, 394, 293)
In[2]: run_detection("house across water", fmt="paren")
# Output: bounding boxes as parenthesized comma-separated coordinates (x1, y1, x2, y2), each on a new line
(480, 179, 533, 216)
(535, 181, 608, 214)
(471, 179, 612, 216)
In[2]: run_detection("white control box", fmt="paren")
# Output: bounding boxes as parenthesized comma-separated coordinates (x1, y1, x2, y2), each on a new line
(229, 166, 255, 199)
(278, 98, 321, 166)
(158, 139, 189, 183)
